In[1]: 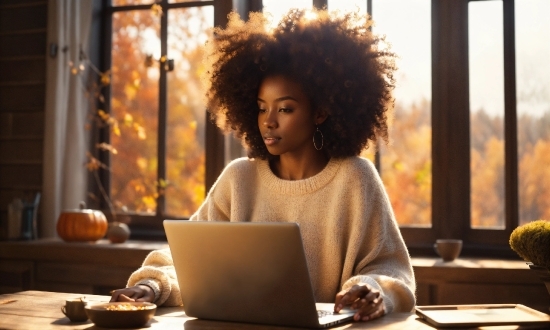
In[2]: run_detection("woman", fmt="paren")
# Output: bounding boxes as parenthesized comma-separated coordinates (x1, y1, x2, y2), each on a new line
(111, 8, 416, 322)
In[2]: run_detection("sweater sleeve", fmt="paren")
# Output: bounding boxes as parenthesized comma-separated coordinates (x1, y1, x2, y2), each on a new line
(127, 248, 182, 306)
(341, 159, 416, 314)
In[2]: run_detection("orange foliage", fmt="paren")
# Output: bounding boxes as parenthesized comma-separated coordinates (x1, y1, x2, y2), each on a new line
(518, 138, 550, 223)
(108, 7, 209, 216)
(470, 136, 505, 228)
(378, 101, 549, 229)
(379, 99, 432, 227)
(470, 109, 550, 227)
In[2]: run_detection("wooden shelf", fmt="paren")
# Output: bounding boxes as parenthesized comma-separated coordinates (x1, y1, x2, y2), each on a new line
(0, 238, 168, 267)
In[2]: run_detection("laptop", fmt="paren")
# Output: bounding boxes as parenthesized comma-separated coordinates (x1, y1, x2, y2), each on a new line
(163, 220, 355, 328)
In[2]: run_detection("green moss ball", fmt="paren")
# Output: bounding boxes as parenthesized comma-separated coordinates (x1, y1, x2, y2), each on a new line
(509, 220, 550, 269)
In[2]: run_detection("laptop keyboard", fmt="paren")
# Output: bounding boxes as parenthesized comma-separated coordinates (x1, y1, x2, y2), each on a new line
(317, 310, 336, 318)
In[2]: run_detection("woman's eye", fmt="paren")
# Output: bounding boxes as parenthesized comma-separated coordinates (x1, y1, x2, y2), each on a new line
(258, 108, 266, 113)
(279, 108, 292, 113)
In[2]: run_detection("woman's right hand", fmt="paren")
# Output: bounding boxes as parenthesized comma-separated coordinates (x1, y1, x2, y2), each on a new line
(109, 285, 155, 303)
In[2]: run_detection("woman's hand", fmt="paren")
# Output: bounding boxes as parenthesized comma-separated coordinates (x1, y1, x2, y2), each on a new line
(109, 285, 155, 303)
(334, 284, 385, 322)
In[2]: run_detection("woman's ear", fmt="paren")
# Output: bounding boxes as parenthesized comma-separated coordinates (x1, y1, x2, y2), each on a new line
(314, 110, 328, 125)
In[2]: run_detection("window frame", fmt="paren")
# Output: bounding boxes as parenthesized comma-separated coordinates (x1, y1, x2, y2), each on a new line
(401, 0, 518, 258)
(95, 0, 525, 256)
(97, 0, 232, 239)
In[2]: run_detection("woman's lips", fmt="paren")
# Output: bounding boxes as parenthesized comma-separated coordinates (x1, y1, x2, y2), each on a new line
(264, 136, 281, 146)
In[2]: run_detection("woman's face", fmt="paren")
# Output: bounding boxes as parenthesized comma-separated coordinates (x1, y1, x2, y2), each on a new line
(257, 75, 319, 157)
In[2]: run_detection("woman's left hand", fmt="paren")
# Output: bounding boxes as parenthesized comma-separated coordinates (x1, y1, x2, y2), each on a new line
(334, 283, 385, 322)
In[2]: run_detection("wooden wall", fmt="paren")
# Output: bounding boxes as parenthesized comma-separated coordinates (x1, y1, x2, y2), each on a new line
(0, 239, 169, 295)
(0, 1, 47, 239)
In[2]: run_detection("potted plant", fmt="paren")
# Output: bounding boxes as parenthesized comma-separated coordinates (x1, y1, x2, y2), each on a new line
(509, 219, 550, 298)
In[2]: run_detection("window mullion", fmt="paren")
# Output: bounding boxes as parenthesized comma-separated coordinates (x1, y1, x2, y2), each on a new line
(100, 0, 113, 214)
(431, 0, 470, 240)
(205, 0, 233, 193)
(157, 0, 169, 217)
(503, 0, 518, 234)
(367, 0, 380, 173)
(313, 0, 327, 9)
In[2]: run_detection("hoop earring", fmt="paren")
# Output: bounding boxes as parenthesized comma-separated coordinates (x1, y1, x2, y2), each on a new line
(313, 126, 324, 151)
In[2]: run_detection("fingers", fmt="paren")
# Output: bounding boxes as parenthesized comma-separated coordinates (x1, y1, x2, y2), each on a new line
(118, 294, 136, 302)
(109, 286, 153, 303)
(110, 286, 148, 302)
(352, 295, 384, 322)
(334, 284, 369, 312)
(110, 289, 137, 302)
(364, 304, 385, 321)
(351, 290, 379, 309)
(334, 284, 385, 322)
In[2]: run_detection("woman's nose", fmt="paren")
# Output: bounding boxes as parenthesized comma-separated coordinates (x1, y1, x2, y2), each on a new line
(263, 110, 278, 128)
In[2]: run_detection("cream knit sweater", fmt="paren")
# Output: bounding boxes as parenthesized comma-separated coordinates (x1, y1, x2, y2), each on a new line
(128, 156, 416, 313)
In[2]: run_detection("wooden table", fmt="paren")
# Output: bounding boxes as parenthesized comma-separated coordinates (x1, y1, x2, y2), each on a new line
(0, 291, 547, 330)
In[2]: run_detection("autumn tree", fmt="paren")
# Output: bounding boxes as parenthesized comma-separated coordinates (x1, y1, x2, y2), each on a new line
(378, 98, 432, 227)
(108, 6, 210, 216)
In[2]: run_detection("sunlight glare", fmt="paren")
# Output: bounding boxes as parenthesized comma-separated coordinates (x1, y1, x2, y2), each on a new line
(262, 0, 311, 27)
(304, 10, 318, 21)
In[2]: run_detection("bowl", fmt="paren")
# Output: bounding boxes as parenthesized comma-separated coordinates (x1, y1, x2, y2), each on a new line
(85, 302, 157, 328)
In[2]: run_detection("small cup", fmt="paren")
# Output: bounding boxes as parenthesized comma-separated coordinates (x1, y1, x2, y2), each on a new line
(61, 298, 88, 322)
(434, 239, 463, 262)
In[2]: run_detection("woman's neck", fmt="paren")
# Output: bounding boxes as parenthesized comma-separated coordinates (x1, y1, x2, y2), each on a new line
(270, 152, 330, 180)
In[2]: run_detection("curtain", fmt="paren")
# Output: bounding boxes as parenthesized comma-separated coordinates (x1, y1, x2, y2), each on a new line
(42, 0, 94, 238)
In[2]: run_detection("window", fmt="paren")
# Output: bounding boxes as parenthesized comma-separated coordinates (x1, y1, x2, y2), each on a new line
(263, 0, 312, 23)
(515, 0, 550, 225)
(402, 0, 548, 257)
(328, 4, 377, 160)
(327, 0, 366, 13)
(95, 0, 548, 251)
(97, 0, 231, 237)
(469, 0, 505, 229)
(371, 0, 432, 228)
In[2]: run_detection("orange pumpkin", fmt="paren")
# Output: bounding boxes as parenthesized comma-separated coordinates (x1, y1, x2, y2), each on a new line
(56, 202, 108, 242)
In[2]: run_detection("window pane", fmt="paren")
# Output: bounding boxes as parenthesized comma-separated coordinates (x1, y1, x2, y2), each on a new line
(516, 0, 550, 225)
(112, 0, 155, 6)
(329, 3, 370, 162)
(372, 0, 432, 227)
(262, 0, 312, 26)
(110, 10, 160, 214)
(469, 1, 505, 229)
(165, 6, 213, 217)
(327, 0, 366, 13)
(169, 0, 211, 2)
